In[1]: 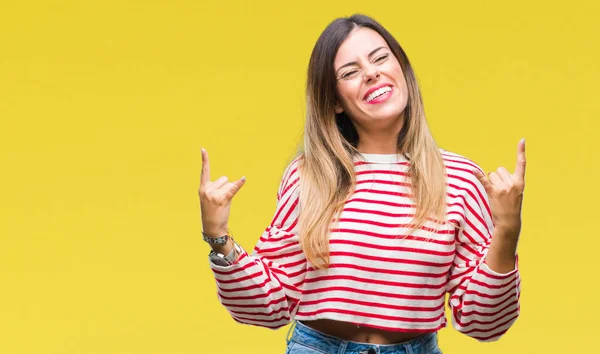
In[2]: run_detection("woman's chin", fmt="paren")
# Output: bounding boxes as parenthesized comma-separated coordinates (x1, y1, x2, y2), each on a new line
(364, 108, 405, 123)
(361, 98, 406, 119)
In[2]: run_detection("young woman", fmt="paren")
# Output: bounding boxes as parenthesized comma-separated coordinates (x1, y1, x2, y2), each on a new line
(199, 14, 524, 354)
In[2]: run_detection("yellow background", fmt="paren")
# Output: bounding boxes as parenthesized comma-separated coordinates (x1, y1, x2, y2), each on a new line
(1, 0, 598, 353)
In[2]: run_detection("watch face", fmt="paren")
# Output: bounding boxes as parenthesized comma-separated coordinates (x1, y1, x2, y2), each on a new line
(209, 254, 231, 267)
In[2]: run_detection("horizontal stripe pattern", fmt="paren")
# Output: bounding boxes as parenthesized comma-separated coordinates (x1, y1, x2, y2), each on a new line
(209, 150, 520, 341)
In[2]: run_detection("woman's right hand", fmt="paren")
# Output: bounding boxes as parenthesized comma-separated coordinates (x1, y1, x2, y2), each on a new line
(198, 148, 246, 237)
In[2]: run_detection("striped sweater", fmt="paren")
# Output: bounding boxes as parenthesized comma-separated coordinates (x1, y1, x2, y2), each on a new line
(209, 150, 521, 342)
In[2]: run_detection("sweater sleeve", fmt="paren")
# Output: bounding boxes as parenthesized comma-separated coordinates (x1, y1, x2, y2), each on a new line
(208, 158, 306, 329)
(446, 163, 521, 342)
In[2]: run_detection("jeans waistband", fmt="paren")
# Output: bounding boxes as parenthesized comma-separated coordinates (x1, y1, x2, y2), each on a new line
(287, 320, 439, 354)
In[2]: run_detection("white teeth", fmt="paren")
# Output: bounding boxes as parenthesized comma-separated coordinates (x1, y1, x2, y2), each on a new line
(366, 86, 392, 102)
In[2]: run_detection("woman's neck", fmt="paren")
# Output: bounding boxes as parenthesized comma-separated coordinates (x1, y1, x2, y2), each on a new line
(357, 138, 400, 154)
(354, 116, 404, 154)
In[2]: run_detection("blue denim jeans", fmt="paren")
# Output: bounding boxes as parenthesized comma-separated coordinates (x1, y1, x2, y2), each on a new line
(285, 320, 442, 354)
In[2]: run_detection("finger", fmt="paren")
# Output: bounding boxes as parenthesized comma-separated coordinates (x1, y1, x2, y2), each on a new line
(217, 177, 247, 201)
(513, 138, 526, 179)
(474, 169, 493, 193)
(496, 167, 513, 185)
(488, 172, 503, 186)
(200, 148, 211, 186)
(204, 176, 229, 195)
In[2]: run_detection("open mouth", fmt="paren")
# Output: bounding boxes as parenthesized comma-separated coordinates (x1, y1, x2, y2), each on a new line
(365, 86, 393, 104)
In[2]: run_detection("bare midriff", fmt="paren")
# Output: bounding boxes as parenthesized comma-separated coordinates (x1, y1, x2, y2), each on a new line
(300, 319, 428, 345)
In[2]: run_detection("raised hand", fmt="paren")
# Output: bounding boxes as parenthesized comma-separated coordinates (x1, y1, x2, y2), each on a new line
(474, 139, 526, 239)
(198, 148, 246, 237)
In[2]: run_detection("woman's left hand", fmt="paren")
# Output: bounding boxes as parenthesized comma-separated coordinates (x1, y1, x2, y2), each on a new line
(474, 139, 526, 240)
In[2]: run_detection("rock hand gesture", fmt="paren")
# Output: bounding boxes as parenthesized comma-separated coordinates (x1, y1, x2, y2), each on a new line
(198, 148, 246, 249)
(475, 139, 527, 273)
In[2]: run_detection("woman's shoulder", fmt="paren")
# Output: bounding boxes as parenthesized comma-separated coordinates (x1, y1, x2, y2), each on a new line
(281, 154, 304, 182)
(277, 154, 304, 201)
(439, 148, 486, 192)
(439, 148, 485, 174)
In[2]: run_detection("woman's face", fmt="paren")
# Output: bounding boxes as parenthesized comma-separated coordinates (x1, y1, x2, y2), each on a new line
(333, 27, 408, 130)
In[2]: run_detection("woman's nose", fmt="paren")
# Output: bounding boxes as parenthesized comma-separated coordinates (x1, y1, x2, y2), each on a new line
(363, 64, 380, 82)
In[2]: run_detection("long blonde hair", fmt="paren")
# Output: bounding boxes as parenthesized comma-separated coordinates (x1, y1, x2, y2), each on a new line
(297, 14, 447, 269)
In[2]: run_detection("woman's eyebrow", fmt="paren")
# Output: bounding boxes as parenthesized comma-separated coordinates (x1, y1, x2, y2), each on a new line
(335, 46, 388, 74)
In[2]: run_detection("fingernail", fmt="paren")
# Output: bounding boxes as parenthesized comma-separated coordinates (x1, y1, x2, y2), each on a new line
(520, 138, 525, 145)
(241, 176, 246, 182)
(201, 147, 206, 154)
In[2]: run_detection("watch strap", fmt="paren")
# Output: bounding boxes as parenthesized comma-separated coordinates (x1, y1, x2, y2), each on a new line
(223, 244, 239, 263)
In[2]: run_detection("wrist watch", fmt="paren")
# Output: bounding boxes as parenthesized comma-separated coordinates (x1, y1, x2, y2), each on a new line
(208, 241, 243, 266)
(203, 230, 242, 266)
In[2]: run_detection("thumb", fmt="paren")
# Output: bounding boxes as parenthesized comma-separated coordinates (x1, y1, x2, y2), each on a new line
(473, 169, 492, 193)
(223, 176, 247, 201)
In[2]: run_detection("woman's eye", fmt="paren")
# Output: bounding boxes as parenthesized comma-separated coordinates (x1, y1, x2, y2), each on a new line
(375, 54, 389, 63)
(342, 71, 359, 79)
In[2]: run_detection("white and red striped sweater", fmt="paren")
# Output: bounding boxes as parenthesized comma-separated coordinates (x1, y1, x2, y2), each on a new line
(209, 150, 520, 342)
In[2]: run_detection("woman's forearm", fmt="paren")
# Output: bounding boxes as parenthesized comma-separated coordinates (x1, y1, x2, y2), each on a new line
(485, 227, 519, 274)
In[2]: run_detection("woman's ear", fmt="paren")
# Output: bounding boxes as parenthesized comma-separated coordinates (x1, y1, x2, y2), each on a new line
(334, 102, 344, 114)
